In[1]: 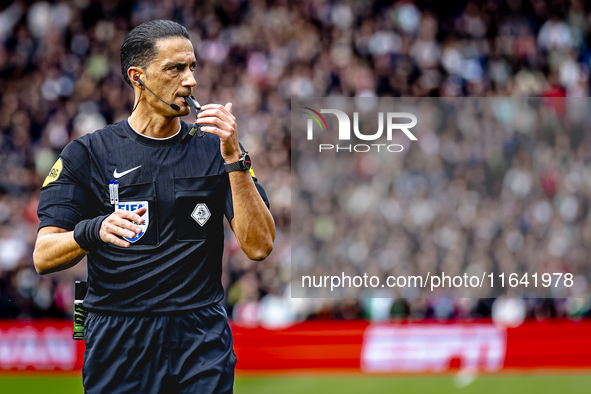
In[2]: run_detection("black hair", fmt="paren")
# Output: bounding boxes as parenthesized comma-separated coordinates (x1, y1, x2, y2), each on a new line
(120, 19, 190, 89)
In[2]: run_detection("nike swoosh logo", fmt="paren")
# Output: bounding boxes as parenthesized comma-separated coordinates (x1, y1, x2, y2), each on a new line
(113, 166, 141, 179)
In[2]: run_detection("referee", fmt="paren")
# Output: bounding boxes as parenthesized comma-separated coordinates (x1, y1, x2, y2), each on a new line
(32, 20, 275, 394)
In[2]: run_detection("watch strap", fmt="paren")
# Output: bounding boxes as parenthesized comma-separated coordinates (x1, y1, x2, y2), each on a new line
(225, 160, 244, 172)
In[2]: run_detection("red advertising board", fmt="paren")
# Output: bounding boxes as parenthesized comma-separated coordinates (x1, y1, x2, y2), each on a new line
(232, 320, 591, 372)
(0, 320, 85, 371)
(504, 320, 591, 369)
(1, 319, 591, 373)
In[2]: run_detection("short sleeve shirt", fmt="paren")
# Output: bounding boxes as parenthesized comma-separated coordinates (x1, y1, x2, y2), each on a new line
(37, 119, 270, 313)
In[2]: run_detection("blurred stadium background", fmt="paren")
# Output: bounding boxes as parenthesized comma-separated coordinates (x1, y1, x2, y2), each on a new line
(2, 0, 591, 393)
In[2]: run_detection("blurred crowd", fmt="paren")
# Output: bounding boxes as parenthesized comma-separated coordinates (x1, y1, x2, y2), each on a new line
(292, 97, 591, 325)
(2, 0, 591, 325)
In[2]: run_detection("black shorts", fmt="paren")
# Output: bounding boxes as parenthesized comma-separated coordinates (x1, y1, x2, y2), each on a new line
(82, 303, 236, 394)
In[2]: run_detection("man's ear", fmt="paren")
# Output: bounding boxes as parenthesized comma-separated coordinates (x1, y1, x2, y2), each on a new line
(127, 67, 143, 87)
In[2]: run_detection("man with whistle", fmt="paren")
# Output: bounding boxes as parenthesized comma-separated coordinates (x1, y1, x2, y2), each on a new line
(33, 19, 275, 394)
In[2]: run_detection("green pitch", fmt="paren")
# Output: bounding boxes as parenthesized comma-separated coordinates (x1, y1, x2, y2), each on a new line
(237, 375, 591, 394)
(1, 374, 591, 393)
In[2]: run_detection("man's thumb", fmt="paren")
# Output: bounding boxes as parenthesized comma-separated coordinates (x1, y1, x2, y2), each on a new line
(225, 102, 233, 113)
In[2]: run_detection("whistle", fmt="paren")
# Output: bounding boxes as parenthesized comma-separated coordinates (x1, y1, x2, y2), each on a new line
(180, 95, 205, 145)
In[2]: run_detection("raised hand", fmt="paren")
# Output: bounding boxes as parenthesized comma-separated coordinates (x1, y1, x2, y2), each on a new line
(196, 103, 241, 163)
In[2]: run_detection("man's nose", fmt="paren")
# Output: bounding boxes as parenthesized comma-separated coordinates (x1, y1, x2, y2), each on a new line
(182, 69, 196, 88)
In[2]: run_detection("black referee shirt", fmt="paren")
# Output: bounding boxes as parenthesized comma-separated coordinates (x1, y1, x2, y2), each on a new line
(37, 119, 270, 313)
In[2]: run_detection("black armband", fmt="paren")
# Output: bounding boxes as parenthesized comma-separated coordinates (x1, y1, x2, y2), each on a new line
(73, 215, 109, 252)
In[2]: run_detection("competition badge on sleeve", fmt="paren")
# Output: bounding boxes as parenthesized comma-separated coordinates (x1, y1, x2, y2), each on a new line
(43, 158, 63, 187)
(116, 201, 149, 242)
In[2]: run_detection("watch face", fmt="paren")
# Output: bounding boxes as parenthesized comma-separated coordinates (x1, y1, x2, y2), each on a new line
(244, 154, 251, 169)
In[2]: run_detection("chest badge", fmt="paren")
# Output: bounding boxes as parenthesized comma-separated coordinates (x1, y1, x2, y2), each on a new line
(116, 201, 149, 242)
(191, 203, 210, 227)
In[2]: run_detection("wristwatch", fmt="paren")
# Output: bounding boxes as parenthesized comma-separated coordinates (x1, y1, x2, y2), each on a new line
(225, 151, 251, 172)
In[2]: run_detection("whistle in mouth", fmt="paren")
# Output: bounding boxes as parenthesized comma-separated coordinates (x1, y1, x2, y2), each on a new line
(180, 96, 205, 145)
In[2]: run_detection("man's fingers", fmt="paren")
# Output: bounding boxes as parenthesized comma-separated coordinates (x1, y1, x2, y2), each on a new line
(201, 103, 231, 113)
(118, 218, 141, 235)
(104, 223, 136, 240)
(196, 116, 232, 131)
(117, 208, 145, 227)
(196, 115, 223, 125)
(197, 110, 235, 125)
(118, 226, 136, 239)
(199, 105, 235, 121)
(104, 233, 130, 248)
(110, 216, 141, 234)
(200, 103, 223, 110)
(199, 126, 231, 138)
(198, 108, 227, 118)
